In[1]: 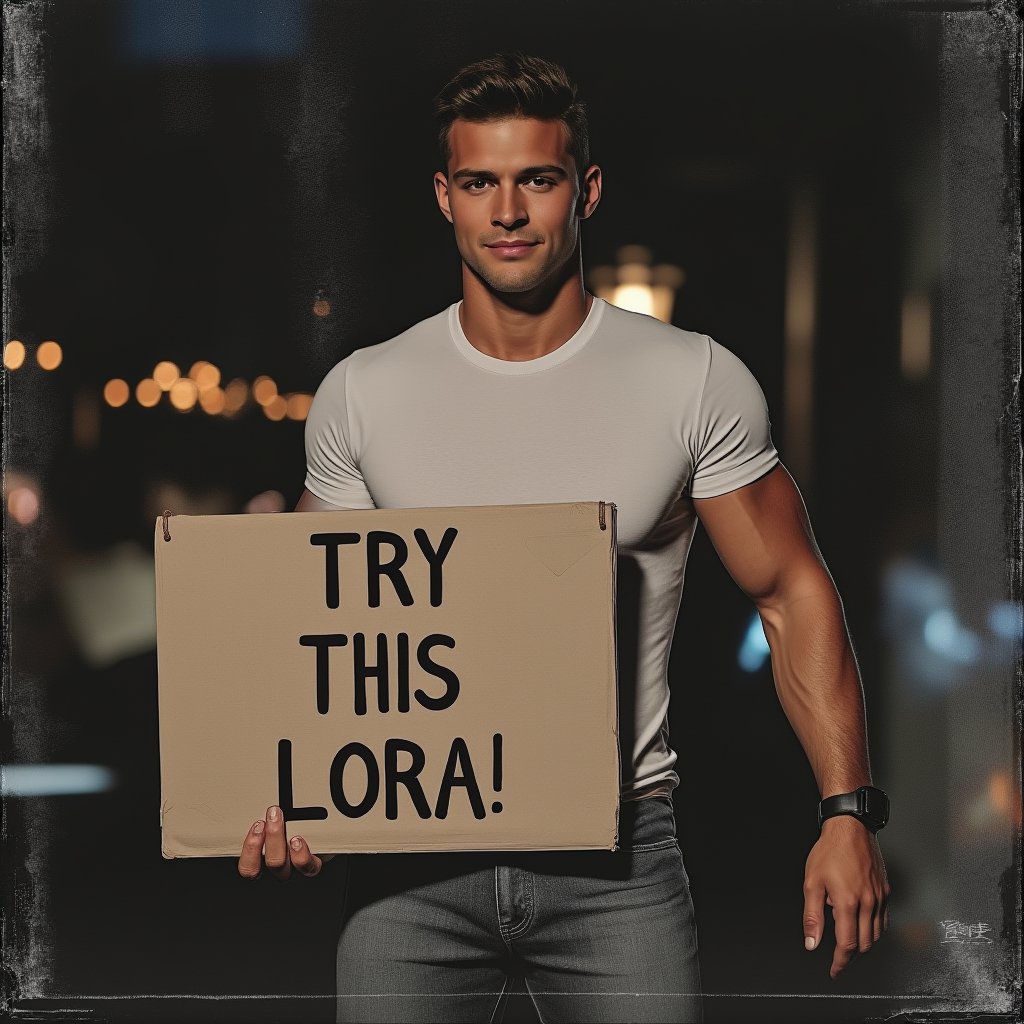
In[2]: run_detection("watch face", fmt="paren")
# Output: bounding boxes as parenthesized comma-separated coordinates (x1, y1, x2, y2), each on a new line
(862, 787, 889, 828)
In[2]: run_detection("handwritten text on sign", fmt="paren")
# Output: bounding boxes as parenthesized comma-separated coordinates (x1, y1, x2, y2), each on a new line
(279, 528, 505, 824)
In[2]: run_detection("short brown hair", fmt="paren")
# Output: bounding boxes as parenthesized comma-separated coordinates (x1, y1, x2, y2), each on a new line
(433, 52, 590, 183)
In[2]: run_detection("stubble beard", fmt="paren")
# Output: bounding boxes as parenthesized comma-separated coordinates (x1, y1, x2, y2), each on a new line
(461, 234, 578, 299)
(462, 248, 547, 295)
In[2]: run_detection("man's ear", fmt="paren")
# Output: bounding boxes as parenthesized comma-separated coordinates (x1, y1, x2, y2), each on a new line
(576, 164, 602, 220)
(434, 171, 454, 225)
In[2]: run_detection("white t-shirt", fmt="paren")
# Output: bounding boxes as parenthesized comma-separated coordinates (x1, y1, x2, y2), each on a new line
(304, 295, 780, 799)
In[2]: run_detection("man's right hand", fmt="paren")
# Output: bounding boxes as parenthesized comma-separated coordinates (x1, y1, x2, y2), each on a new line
(237, 805, 335, 881)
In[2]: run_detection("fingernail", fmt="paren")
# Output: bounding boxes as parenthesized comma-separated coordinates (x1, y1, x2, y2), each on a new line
(253, 820, 264, 834)
(805, 937, 816, 950)
(268, 806, 279, 821)
(290, 836, 303, 850)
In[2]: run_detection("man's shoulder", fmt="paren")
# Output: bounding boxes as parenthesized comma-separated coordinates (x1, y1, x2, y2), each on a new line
(595, 298, 710, 365)
(354, 303, 453, 367)
(319, 303, 454, 388)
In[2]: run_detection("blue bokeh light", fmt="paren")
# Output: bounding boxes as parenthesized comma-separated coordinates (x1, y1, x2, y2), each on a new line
(738, 613, 771, 673)
(1, 764, 118, 796)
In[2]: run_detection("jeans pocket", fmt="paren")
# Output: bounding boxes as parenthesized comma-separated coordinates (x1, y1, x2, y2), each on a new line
(623, 837, 680, 853)
(616, 796, 678, 852)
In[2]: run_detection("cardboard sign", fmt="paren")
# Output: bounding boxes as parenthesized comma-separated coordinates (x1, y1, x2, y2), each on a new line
(154, 502, 620, 856)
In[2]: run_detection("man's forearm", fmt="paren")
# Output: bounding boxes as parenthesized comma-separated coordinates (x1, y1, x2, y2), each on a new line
(693, 469, 891, 976)
(756, 578, 873, 799)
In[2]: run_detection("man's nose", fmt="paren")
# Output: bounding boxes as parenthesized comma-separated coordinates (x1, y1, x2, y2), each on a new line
(491, 188, 528, 230)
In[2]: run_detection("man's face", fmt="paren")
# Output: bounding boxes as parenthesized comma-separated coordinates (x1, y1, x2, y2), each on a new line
(434, 117, 600, 296)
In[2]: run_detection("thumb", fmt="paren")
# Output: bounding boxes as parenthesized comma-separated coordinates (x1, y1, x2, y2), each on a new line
(803, 878, 826, 951)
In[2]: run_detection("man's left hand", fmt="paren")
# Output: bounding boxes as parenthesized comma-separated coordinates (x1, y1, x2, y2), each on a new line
(802, 815, 892, 978)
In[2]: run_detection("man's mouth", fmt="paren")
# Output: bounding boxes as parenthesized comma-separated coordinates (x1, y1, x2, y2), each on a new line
(485, 240, 540, 256)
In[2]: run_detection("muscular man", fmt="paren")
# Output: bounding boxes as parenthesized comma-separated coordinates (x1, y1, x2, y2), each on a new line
(238, 52, 891, 1023)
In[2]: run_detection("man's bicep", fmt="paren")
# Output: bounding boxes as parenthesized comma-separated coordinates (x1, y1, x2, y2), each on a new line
(688, 337, 779, 499)
(692, 463, 833, 607)
(303, 357, 377, 509)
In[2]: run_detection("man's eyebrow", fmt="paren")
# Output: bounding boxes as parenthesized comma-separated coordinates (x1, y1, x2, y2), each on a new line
(451, 165, 570, 181)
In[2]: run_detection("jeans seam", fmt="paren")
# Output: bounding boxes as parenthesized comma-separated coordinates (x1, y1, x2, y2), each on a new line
(523, 974, 545, 1024)
(495, 866, 512, 949)
(488, 973, 511, 1024)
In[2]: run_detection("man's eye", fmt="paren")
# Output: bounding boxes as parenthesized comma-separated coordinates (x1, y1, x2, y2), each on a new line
(463, 177, 554, 190)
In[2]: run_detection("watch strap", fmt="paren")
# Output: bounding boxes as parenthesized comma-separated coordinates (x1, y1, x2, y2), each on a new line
(818, 786, 889, 832)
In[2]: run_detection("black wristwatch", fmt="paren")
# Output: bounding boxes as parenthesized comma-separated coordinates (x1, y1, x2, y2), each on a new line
(817, 786, 889, 833)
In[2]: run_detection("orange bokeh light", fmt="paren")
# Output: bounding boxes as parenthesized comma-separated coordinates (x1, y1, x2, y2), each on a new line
(988, 770, 1021, 826)
(194, 363, 221, 391)
(8, 486, 41, 526)
(103, 379, 130, 407)
(153, 361, 180, 390)
(223, 378, 248, 414)
(262, 394, 288, 421)
(4, 340, 26, 370)
(136, 378, 161, 407)
(37, 340, 63, 370)
(169, 378, 199, 411)
(253, 375, 278, 406)
(199, 386, 226, 415)
(286, 393, 313, 421)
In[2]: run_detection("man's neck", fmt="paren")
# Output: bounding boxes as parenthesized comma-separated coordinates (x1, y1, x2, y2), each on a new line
(458, 273, 593, 363)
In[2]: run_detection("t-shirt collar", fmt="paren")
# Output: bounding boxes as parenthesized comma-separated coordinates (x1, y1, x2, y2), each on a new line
(448, 295, 606, 375)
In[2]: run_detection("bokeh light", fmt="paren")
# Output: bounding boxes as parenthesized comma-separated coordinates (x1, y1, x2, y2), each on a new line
(262, 394, 287, 420)
(103, 378, 130, 407)
(194, 362, 221, 391)
(199, 385, 226, 415)
(223, 378, 249, 414)
(37, 340, 63, 370)
(8, 485, 41, 526)
(286, 393, 313, 420)
(923, 608, 982, 664)
(1, 764, 117, 796)
(136, 378, 161, 407)
(987, 600, 1023, 641)
(153, 361, 180, 390)
(253, 375, 278, 406)
(169, 378, 199, 411)
(738, 612, 771, 672)
(4, 340, 26, 370)
(985, 770, 1023, 828)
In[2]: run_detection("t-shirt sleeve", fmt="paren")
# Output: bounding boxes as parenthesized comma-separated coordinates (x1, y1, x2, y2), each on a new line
(687, 336, 780, 499)
(303, 355, 377, 509)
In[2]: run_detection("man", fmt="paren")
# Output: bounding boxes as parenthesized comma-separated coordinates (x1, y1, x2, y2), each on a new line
(238, 52, 891, 1023)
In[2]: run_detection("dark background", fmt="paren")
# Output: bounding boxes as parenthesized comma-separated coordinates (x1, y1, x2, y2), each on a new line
(2, 1, 1019, 1022)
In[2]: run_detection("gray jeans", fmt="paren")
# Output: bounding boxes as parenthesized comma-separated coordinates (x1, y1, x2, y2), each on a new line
(335, 795, 703, 1023)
